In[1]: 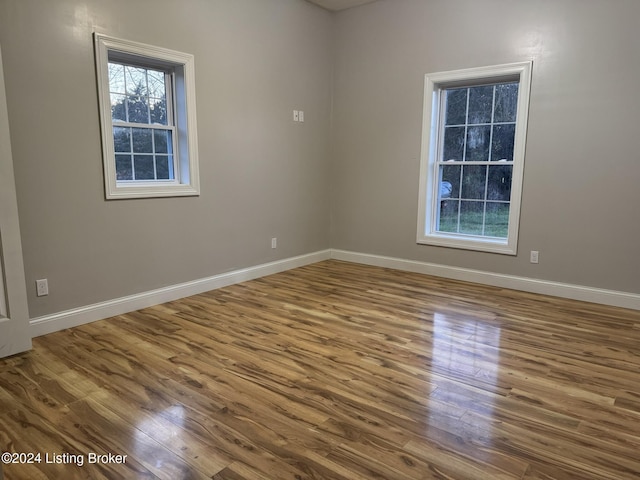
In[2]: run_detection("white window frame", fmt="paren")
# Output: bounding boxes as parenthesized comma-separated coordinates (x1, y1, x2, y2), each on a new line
(94, 33, 200, 199)
(417, 61, 532, 255)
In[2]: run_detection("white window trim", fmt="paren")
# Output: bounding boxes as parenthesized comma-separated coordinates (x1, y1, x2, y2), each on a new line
(417, 61, 532, 255)
(94, 33, 200, 199)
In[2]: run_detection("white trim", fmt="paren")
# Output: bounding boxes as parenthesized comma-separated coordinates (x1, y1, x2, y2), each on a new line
(94, 33, 200, 199)
(330, 250, 640, 311)
(29, 247, 640, 339)
(30, 250, 331, 337)
(0, 252, 6, 319)
(417, 61, 532, 255)
(0, 44, 32, 357)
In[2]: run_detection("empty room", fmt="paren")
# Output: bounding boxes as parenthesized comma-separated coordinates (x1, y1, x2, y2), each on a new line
(0, 0, 639, 478)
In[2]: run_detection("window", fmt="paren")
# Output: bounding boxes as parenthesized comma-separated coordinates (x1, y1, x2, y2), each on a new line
(94, 34, 200, 199)
(417, 62, 532, 255)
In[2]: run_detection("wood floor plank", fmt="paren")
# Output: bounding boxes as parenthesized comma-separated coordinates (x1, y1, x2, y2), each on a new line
(1, 260, 640, 479)
(0, 402, 159, 480)
(64, 398, 202, 480)
(468, 409, 640, 480)
(86, 390, 232, 476)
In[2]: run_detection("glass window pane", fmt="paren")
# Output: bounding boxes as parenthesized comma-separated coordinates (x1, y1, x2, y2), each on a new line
(115, 155, 133, 180)
(126, 96, 150, 123)
(167, 155, 174, 179)
(485, 203, 510, 238)
(461, 165, 487, 200)
(108, 63, 125, 94)
(111, 94, 126, 122)
(459, 201, 484, 235)
(132, 128, 152, 153)
(443, 126, 465, 162)
(491, 124, 516, 161)
(125, 66, 147, 96)
(465, 125, 491, 161)
(154, 130, 168, 153)
(156, 155, 171, 180)
(147, 70, 166, 98)
(438, 199, 459, 233)
(468, 85, 493, 124)
(150, 98, 167, 125)
(487, 165, 512, 201)
(440, 164, 461, 199)
(445, 88, 467, 125)
(494, 82, 518, 123)
(113, 127, 131, 153)
(133, 155, 155, 180)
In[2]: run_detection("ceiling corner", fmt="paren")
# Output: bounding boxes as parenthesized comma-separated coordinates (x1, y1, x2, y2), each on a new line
(305, 0, 378, 12)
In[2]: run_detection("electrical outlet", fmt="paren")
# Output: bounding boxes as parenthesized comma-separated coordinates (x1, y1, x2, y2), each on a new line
(271, 237, 277, 249)
(36, 279, 49, 297)
(530, 250, 539, 264)
(298, 110, 304, 122)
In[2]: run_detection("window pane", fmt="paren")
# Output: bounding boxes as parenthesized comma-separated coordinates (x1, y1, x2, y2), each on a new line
(465, 125, 491, 161)
(133, 155, 155, 180)
(108, 63, 125, 94)
(153, 130, 174, 154)
(459, 201, 484, 235)
(115, 155, 133, 180)
(494, 83, 518, 123)
(438, 199, 459, 233)
(443, 126, 465, 161)
(440, 164, 461, 199)
(487, 165, 512, 201)
(132, 128, 152, 153)
(147, 70, 166, 98)
(461, 165, 487, 200)
(468, 85, 493, 124)
(445, 88, 467, 125)
(491, 124, 516, 161)
(485, 203, 510, 238)
(125, 66, 147, 96)
(156, 155, 171, 180)
(113, 127, 131, 153)
(150, 98, 167, 125)
(167, 155, 174, 179)
(111, 94, 126, 122)
(126, 96, 150, 123)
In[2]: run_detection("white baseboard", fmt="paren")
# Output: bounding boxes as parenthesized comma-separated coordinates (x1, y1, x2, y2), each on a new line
(30, 250, 331, 337)
(30, 247, 639, 338)
(330, 249, 640, 311)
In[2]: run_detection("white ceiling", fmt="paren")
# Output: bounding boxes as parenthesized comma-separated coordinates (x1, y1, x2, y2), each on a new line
(306, 0, 378, 12)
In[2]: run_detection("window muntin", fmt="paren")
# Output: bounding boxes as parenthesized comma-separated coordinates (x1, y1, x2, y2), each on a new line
(94, 34, 200, 199)
(417, 62, 532, 255)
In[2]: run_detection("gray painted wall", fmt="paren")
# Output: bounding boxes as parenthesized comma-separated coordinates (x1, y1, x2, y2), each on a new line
(0, 0, 333, 317)
(1, 0, 639, 320)
(331, 0, 640, 294)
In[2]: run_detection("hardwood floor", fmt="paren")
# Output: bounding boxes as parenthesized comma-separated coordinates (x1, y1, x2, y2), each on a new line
(1, 260, 640, 479)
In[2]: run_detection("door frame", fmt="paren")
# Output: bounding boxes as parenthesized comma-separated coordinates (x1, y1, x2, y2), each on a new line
(0, 43, 31, 358)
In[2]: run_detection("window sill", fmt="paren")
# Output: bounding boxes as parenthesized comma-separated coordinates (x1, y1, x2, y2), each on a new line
(106, 182, 200, 200)
(417, 233, 517, 255)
